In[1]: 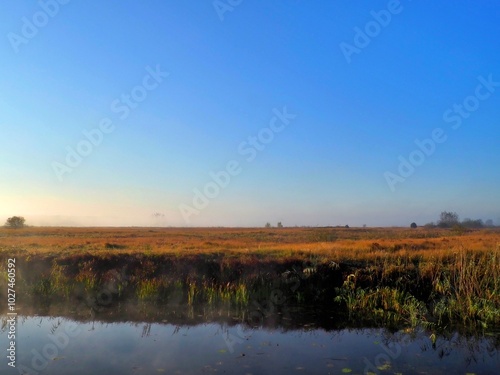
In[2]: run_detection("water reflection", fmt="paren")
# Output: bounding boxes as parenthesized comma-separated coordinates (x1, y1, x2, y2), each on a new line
(1, 302, 499, 374)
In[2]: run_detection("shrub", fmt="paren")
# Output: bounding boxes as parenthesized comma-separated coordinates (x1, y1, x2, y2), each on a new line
(5, 216, 25, 228)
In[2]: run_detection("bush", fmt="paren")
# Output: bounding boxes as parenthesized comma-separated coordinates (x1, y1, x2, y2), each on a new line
(461, 218, 484, 228)
(438, 211, 459, 228)
(5, 216, 25, 228)
(410, 222, 417, 229)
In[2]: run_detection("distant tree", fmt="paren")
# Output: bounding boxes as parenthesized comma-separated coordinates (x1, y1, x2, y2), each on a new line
(424, 222, 436, 228)
(438, 211, 459, 228)
(485, 219, 494, 227)
(410, 222, 417, 229)
(277, 222, 283, 228)
(344, 225, 349, 228)
(461, 218, 484, 228)
(265, 222, 272, 228)
(363, 224, 367, 228)
(5, 216, 25, 228)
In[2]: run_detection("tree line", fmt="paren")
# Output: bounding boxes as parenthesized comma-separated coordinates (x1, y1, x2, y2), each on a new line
(420, 211, 496, 229)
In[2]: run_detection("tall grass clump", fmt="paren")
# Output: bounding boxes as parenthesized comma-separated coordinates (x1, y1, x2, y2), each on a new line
(30, 261, 73, 297)
(75, 260, 99, 292)
(187, 281, 197, 305)
(184, 280, 250, 306)
(50, 262, 72, 297)
(334, 274, 429, 328)
(431, 248, 500, 327)
(136, 279, 162, 300)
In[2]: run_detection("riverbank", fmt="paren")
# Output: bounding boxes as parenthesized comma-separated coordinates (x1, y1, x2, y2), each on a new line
(1, 227, 499, 332)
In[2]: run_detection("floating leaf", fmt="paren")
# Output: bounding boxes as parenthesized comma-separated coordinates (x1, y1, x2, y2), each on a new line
(377, 363, 391, 370)
(218, 349, 227, 354)
(341, 369, 352, 373)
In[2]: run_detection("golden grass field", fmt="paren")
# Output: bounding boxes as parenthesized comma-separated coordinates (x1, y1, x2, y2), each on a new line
(1, 226, 499, 263)
(1, 226, 499, 328)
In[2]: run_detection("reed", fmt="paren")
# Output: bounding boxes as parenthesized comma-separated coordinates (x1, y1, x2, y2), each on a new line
(334, 247, 500, 329)
(430, 248, 500, 327)
(137, 279, 162, 300)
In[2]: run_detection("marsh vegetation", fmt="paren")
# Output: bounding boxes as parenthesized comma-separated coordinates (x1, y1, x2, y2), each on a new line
(1, 227, 499, 333)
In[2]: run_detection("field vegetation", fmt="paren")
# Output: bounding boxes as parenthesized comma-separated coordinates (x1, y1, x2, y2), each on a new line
(1, 226, 499, 332)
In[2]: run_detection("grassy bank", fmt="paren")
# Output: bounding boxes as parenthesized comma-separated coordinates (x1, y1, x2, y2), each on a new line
(1, 227, 499, 331)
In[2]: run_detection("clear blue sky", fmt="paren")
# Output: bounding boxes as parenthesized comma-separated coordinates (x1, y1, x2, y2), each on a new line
(1, 1, 499, 227)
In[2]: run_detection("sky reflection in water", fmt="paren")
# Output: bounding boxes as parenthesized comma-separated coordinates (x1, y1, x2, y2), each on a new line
(1, 314, 499, 375)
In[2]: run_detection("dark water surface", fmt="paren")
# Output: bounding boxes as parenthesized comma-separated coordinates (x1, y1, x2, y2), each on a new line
(2, 308, 499, 375)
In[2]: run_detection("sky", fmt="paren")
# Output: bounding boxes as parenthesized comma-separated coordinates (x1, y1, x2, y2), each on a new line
(1, 0, 499, 227)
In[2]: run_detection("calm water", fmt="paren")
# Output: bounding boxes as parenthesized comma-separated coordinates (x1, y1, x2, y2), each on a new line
(1, 310, 499, 375)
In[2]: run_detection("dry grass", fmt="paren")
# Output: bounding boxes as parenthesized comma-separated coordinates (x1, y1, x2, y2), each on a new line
(1, 226, 499, 329)
(0, 226, 498, 264)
